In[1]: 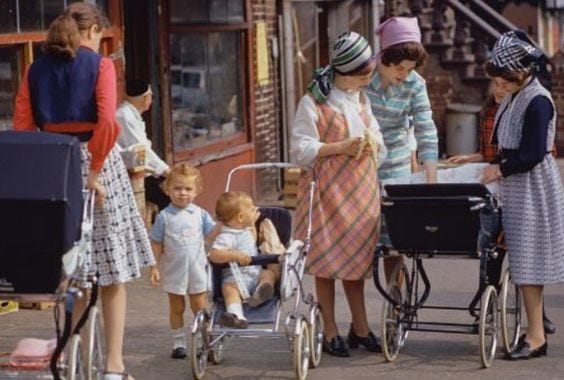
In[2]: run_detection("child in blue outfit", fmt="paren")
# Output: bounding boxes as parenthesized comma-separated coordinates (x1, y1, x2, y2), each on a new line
(149, 164, 218, 359)
(208, 191, 277, 328)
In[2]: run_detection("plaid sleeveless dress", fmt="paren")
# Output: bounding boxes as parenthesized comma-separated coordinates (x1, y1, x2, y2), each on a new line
(294, 100, 380, 280)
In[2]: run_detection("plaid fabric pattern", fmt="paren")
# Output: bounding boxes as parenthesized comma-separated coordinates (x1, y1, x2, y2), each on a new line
(480, 105, 498, 163)
(490, 31, 538, 71)
(294, 102, 380, 280)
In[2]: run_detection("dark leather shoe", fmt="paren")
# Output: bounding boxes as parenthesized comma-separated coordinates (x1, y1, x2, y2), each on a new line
(171, 346, 187, 359)
(543, 314, 556, 334)
(322, 335, 350, 357)
(504, 339, 547, 360)
(347, 325, 381, 353)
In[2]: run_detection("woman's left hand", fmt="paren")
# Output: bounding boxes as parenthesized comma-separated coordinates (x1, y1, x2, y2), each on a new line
(481, 164, 502, 184)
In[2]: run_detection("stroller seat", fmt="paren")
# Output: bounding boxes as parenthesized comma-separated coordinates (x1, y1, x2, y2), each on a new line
(211, 207, 292, 326)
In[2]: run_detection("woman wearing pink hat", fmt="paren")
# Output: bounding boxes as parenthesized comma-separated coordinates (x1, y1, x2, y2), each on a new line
(365, 17, 439, 277)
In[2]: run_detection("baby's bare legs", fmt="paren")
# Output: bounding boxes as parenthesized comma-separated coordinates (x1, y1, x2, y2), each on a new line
(222, 283, 242, 306)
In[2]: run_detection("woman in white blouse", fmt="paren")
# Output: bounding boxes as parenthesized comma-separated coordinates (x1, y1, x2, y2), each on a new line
(291, 31, 386, 357)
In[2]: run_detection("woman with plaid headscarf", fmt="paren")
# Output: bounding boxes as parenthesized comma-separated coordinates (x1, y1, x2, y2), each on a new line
(481, 31, 564, 360)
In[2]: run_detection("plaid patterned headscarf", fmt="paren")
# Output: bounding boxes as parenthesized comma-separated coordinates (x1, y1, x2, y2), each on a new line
(489, 31, 540, 72)
(308, 31, 374, 104)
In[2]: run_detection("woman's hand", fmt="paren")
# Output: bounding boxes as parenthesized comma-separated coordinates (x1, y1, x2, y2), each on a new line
(340, 137, 364, 157)
(86, 171, 106, 206)
(446, 153, 483, 165)
(481, 164, 502, 184)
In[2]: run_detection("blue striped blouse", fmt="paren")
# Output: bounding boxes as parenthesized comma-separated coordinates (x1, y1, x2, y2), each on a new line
(365, 70, 438, 180)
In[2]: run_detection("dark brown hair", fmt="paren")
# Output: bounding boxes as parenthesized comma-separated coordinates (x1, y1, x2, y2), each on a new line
(380, 41, 428, 68)
(484, 61, 531, 85)
(43, 2, 110, 59)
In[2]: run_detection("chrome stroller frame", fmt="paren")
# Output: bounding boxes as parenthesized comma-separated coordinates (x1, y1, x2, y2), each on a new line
(189, 163, 322, 380)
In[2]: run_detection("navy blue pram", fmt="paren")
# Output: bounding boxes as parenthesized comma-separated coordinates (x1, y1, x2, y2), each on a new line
(0, 130, 83, 293)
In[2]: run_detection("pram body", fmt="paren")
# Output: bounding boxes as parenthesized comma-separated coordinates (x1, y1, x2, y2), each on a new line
(373, 183, 521, 368)
(0, 131, 103, 380)
(189, 163, 321, 380)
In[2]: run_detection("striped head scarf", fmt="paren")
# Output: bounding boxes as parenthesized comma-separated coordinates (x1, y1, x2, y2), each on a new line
(308, 31, 374, 104)
(489, 31, 540, 72)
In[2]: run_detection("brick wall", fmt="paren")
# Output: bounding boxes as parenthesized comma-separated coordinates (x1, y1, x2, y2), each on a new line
(251, 0, 282, 201)
(551, 51, 564, 155)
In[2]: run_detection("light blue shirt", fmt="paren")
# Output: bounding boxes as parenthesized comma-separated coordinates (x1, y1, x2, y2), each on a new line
(365, 70, 438, 180)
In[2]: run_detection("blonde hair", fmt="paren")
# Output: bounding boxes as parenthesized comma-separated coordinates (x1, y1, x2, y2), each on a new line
(215, 191, 252, 223)
(163, 163, 203, 193)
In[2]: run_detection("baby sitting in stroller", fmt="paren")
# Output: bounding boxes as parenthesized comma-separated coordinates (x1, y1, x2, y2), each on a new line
(208, 191, 280, 328)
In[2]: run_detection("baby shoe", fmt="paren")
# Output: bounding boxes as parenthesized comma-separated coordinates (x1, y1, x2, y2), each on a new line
(248, 282, 274, 307)
(219, 312, 248, 329)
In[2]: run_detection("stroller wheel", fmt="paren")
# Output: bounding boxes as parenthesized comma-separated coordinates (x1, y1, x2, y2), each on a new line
(190, 310, 209, 380)
(209, 336, 225, 365)
(479, 285, 498, 368)
(67, 334, 85, 380)
(500, 268, 522, 353)
(87, 306, 104, 380)
(308, 303, 323, 368)
(293, 316, 310, 380)
(380, 263, 409, 362)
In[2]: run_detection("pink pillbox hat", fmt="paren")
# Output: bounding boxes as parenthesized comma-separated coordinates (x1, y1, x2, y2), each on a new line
(375, 16, 421, 51)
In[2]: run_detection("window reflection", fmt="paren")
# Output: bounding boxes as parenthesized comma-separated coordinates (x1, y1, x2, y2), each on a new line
(169, 0, 244, 24)
(170, 32, 242, 151)
(0, 0, 107, 33)
(0, 46, 20, 131)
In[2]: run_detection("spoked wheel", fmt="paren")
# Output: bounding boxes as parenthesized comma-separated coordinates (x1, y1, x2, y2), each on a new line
(86, 306, 104, 380)
(380, 264, 409, 362)
(208, 335, 225, 365)
(308, 303, 323, 368)
(293, 317, 310, 380)
(500, 268, 522, 353)
(479, 285, 498, 368)
(67, 334, 85, 380)
(190, 311, 209, 380)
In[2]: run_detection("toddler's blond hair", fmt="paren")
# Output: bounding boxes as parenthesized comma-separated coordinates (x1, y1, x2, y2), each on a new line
(215, 191, 252, 223)
(163, 163, 203, 193)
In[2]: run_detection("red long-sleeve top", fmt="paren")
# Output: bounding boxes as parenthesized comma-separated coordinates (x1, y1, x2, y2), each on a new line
(13, 52, 120, 172)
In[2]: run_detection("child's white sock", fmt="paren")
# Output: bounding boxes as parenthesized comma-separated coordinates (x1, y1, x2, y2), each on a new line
(171, 327, 186, 349)
(226, 303, 247, 321)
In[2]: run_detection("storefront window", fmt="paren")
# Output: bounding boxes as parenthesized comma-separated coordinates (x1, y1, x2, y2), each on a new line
(169, 0, 244, 24)
(0, 46, 20, 131)
(170, 32, 242, 151)
(0, 0, 107, 33)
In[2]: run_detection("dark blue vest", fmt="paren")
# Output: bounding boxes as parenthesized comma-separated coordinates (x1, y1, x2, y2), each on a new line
(28, 47, 101, 127)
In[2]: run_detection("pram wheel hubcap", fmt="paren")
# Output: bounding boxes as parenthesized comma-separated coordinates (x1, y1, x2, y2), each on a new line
(308, 303, 323, 368)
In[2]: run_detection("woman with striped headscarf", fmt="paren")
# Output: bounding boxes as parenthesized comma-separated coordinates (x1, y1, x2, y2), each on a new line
(291, 31, 387, 357)
(481, 31, 564, 360)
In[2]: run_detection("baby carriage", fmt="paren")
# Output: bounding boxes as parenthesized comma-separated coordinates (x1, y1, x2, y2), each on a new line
(0, 131, 103, 380)
(373, 182, 522, 368)
(189, 163, 322, 380)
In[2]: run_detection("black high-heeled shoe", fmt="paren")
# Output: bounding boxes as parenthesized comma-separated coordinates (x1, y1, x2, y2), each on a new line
(504, 338, 547, 360)
(322, 335, 350, 357)
(347, 325, 381, 353)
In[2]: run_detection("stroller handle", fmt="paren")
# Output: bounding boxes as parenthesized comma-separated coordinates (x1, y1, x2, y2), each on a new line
(225, 162, 299, 191)
(211, 254, 280, 269)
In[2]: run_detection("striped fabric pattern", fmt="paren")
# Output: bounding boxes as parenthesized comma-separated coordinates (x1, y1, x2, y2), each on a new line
(294, 103, 380, 280)
(365, 70, 438, 180)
